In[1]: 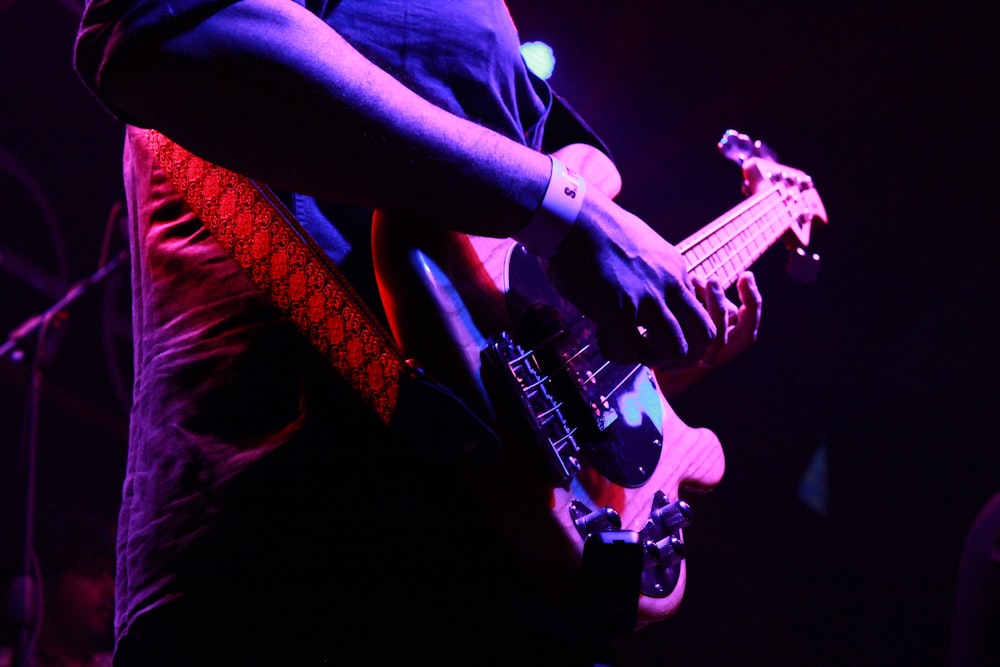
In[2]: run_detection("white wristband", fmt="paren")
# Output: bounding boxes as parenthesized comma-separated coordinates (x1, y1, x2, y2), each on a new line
(514, 155, 586, 258)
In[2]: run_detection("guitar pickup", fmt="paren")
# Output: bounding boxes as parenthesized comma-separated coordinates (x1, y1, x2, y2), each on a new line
(592, 402, 618, 431)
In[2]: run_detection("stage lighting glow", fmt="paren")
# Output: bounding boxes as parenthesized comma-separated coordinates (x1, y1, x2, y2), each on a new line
(520, 40, 555, 80)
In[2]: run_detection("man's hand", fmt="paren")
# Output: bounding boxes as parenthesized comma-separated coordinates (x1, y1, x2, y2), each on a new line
(653, 271, 762, 398)
(547, 188, 719, 370)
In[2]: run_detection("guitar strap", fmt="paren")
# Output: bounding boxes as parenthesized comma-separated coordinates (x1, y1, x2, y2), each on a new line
(144, 129, 499, 456)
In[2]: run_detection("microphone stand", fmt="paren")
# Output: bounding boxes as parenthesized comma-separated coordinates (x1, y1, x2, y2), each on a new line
(2, 249, 128, 667)
(0, 249, 128, 364)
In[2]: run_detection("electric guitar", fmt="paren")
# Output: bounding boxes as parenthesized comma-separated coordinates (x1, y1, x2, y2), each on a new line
(371, 130, 828, 628)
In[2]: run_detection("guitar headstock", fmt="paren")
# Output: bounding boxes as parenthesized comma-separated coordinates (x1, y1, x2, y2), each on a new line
(718, 129, 829, 283)
(718, 128, 778, 165)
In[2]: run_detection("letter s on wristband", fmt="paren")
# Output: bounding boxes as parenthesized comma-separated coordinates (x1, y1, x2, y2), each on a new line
(513, 155, 586, 259)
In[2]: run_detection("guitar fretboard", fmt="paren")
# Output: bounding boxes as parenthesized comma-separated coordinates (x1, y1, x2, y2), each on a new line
(678, 182, 796, 289)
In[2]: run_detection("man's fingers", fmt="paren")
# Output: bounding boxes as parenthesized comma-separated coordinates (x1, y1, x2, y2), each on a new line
(640, 287, 715, 368)
(735, 272, 762, 336)
(596, 294, 717, 370)
(596, 318, 645, 364)
(703, 278, 728, 346)
(633, 297, 686, 366)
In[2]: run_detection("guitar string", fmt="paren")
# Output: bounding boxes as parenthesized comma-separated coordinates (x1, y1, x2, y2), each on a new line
(687, 188, 785, 263)
(518, 317, 644, 433)
(676, 181, 784, 252)
(697, 200, 788, 287)
(685, 189, 790, 286)
(675, 164, 812, 254)
(506, 330, 582, 453)
(518, 186, 801, 425)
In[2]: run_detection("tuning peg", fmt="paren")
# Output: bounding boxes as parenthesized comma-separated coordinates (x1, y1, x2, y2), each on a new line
(718, 129, 779, 165)
(644, 535, 686, 567)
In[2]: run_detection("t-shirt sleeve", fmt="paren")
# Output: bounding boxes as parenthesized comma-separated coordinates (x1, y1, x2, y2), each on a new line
(73, 0, 241, 123)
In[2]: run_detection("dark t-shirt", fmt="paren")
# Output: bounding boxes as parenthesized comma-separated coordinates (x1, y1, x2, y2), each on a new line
(75, 1, 611, 664)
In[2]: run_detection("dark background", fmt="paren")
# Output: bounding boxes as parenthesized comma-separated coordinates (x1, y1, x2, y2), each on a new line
(1, 2, 997, 665)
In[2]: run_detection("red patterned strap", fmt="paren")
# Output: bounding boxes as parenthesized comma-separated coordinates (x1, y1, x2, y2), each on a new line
(145, 129, 405, 424)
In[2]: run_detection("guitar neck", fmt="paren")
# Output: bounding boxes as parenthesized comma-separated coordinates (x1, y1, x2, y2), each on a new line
(677, 183, 794, 289)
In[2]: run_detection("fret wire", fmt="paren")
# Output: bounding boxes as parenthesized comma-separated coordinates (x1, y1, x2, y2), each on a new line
(684, 190, 792, 287)
(677, 183, 782, 253)
(697, 200, 787, 285)
(684, 189, 785, 264)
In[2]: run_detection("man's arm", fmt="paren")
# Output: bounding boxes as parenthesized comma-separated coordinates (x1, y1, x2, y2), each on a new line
(76, 0, 718, 369)
(78, 0, 550, 237)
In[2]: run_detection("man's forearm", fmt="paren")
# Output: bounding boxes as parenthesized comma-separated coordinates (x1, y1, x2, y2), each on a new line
(81, 0, 550, 238)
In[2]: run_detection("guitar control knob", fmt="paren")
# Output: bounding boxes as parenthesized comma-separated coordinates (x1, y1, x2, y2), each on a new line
(570, 501, 622, 539)
(650, 499, 692, 533)
(645, 535, 686, 567)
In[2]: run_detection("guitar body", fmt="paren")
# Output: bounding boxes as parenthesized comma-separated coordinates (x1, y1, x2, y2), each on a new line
(372, 136, 826, 629)
(372, 146, 724, 627)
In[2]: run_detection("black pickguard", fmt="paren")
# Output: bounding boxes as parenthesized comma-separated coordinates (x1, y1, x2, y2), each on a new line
(488, 244, 666, 489)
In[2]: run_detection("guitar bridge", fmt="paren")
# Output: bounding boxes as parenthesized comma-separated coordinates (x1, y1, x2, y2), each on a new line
(482, 330, 582, 483)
